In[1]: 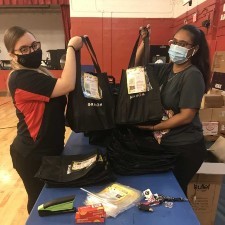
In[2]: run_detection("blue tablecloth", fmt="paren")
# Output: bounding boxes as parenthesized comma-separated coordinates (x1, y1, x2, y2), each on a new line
(26, 132, 200, 225)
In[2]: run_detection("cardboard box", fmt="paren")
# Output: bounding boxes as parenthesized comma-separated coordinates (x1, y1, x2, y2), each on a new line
(204, 135, 219, 142)
(187, 174, 223, 225)
(77, 204, 105, 218)
(208, 136, 225, 163)
(219, 121, 225, 134)
(211, 108, 225, 121)
(203, 95, 224, 108)
(75, 213, 105, 223)
(187, 137, 225, 225)
(212, 51, 225, 73)
(75, 204, 106, 223)
(207, 89, 225, 106)
(199, 108, 225, 139)
(202, 122, 219, 135)
(208, 88, 223, 95)
(221, 91, 225, 106)
(199, 108, 212, 122)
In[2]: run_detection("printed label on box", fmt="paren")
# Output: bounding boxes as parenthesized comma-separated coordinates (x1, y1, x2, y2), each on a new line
(202, 122, 219, 135)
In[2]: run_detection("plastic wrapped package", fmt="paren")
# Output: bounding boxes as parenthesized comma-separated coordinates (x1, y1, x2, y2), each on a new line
(82, 183, 142, 218)
(81, 72, 102, 100)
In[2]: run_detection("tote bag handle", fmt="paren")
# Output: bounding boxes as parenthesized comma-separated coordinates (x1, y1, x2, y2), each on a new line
(128, 33, 149, 68)
(82, 36, 102, 74)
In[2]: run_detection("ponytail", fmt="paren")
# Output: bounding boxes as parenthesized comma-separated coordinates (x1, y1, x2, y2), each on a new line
(177, 25, 210, 93)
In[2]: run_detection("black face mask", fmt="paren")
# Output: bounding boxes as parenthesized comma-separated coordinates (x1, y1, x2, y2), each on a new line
(16, 49, 42, 69)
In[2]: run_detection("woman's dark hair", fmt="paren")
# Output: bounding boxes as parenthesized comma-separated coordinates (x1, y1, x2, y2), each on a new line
(176, 24, 210, 93)
(4, 26, 35, 53)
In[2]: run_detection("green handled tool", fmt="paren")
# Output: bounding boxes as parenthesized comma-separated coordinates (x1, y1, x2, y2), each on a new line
(38, 195, 76, 216)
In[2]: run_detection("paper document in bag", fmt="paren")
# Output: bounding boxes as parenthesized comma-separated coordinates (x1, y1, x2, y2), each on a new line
(82, 72, 102, 100)
(126, 67, 151, 94)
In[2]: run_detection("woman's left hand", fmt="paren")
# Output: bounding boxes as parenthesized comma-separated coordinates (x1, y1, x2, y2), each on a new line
(68, 36, 83, 51)
(137, 125, 154, 131)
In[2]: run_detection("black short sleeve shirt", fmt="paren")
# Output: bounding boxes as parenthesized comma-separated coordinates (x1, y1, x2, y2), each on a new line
(9, 69, 67, 156)
(147, 64, 205, 146)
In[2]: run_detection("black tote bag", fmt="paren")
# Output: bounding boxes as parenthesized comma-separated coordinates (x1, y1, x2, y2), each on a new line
(35, 150, 116, 187)
(107, 127, 176, 175)
(115, 34, 163, 125)
(66, 36, 115, 132)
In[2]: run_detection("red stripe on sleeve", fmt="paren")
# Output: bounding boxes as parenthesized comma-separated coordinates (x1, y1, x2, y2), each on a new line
(15, 89, 50, 141)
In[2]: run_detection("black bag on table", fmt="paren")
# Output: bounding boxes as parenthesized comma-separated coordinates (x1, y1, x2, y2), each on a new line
(107, 127, 177, 175)
(115, 33, 163, 125)
(83, 72, 117, 147)
(66, 36, 115, 132)
(35, 150, 116, 188)
(84, 129, 114, 147)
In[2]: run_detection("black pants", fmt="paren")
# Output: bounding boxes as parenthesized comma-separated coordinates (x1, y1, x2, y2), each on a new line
(162, 138, 206, 195)
(10, 148, 45, 213)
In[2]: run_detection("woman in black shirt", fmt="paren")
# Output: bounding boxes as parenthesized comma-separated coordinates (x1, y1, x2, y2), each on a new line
(136, 24, 210, 194)
(4, 26, 83, 213)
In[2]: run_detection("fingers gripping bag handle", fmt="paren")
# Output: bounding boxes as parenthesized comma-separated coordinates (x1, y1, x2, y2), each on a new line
(128, 28, 150, 68)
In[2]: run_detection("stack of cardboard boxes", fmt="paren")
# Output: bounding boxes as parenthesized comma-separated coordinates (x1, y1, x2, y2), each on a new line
(187, 91, 225, 225)
(187, 52, 225, 225)
(200, 89, 225, 141)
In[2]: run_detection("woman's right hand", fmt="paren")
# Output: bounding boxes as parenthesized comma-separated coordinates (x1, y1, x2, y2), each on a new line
(135, 24, 151, 66)
(68, 36, 83, 51)
(139, 24, 151, 41)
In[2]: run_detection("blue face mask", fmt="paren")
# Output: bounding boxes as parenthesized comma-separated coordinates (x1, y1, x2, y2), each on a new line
(168, 44, 189, 65)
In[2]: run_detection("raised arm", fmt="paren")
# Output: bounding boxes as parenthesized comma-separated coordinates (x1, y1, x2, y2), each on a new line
(135, 25, 151, 66)
(51, 36, 83, 98)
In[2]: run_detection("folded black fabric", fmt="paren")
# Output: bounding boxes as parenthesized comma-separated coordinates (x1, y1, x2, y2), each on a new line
(35, 149, 116, 187)
(107, 127, 177, 175)
(84, 129, 114, 147)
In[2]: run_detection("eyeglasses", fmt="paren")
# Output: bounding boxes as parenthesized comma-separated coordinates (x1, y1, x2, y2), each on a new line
(14, 41, 41, 55)
(168, 39, 193, 48)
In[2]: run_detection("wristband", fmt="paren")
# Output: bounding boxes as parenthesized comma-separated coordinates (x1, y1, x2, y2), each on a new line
(67, 45, 76, 51)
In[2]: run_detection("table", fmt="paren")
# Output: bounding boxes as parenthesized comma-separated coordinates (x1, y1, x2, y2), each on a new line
(26, 132, 200, 225)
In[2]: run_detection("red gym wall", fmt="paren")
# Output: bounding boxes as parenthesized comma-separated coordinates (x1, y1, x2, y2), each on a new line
(174, 0, 225, 66)
(70, 0, 225, 82)
(70, 18, 174, 83)
(1, 0, 225, 90)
